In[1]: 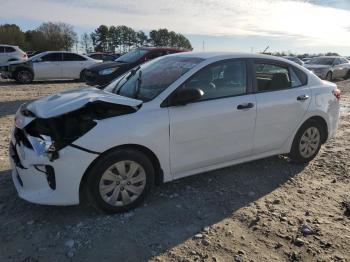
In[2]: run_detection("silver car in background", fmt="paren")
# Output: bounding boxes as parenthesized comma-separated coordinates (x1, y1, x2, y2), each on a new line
(304, 56, 350, 81)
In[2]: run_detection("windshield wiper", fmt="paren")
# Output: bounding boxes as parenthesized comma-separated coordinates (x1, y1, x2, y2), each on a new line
(114, 66, 141, 95)
(134, 70, 142, 99)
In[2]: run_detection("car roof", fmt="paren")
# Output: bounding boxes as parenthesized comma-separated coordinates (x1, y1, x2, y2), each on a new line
(138, 46, 189, 52)
(168, 51, 297, 61)
(313, 56, 340, 59)
(0, 44, 18, 47)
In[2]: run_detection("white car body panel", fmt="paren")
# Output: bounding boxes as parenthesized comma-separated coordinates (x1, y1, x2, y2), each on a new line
(169, 94, 256, 175)
(31, 51, 102, 80)
(8, 52, 340, 206)
(253, 86, 311, 154)
(33, 61, 62, 79)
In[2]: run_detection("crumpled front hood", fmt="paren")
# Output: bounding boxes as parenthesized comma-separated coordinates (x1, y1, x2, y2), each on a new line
(305, 64, 330, 70)
(26, 86, 142, 118)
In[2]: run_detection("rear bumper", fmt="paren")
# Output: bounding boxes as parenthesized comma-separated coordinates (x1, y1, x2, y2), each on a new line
(9, 134, 97, 206)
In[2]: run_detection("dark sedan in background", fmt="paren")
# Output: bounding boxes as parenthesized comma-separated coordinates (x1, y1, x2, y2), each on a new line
(84, 47, 189, 87)
(86, 52, 121, 62)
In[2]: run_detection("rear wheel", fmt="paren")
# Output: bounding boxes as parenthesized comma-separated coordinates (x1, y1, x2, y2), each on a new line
(344, 70, 350, 80)
(326, 71, 333, 81)
(289, 120, 324, 163)
(86, 149, 155, 213)
(15, 69, 33, 84)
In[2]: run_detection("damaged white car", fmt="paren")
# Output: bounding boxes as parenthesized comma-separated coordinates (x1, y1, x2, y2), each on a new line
(9, 53, 340, 213)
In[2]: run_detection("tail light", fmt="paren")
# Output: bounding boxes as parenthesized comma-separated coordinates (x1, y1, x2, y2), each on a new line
(23, 53, 28, 59)
(332, 88, 341, 100)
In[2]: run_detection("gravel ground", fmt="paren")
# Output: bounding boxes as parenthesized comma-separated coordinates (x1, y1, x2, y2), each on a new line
(0, 79, 349, 262)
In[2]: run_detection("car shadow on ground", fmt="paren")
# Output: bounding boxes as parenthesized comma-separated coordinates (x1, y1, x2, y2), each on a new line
(0, 155, 306, 262)
(0, 100, 33, 117)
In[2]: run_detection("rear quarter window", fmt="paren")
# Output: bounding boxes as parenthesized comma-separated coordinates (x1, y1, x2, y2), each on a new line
(291, 66, 307, 86)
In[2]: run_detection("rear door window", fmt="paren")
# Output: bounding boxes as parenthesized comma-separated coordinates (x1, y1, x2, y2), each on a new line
(0, 46, 4, 53)
(63, 53, 86, 61)
(41, 53, 62, 62)
(254, 62, 306, 92)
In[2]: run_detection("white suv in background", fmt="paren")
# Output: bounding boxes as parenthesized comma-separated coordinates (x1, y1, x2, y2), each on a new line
(0, 45, 27, 66)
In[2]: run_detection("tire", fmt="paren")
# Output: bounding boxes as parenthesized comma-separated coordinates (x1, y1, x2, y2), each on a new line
(344, 70, 350, 80)
(289, 120, 325, 163)
(85, 149, 155, 213)
(326, 71, 333, 81)
(15, 69, 33, 84)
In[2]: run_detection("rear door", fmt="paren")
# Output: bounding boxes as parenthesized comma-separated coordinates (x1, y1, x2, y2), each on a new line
(33, 52, 63, 79)
(168, 59, 257, 176)
(252, 60, 311, 154)
(62, 53, 87, 79)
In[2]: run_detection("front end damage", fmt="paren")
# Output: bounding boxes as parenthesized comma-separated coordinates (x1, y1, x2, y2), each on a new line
(9, 87, 142, 205)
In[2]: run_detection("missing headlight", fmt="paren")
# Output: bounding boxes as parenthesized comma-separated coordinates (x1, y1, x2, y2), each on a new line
(24, 101, 136, 158)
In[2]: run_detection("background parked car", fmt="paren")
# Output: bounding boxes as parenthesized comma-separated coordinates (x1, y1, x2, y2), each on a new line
(84, 47, 189, 87)
(282, 56, 304, 66)
(86, 52, 121, 62)
(1, 51, 102, 84)
(0, 45, 27, 66)
(26, 50, 45, 58)
(304, 56, 350, 81)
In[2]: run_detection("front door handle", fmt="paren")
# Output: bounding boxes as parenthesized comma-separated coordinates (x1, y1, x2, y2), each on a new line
(237, 103, 254, 110)
(297, 95, 309, 101)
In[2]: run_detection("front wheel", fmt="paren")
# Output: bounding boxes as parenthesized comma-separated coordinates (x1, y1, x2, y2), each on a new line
(15, 70, 33, 84)
(86, 149, 155, 213)
(289, 120, 324, 163)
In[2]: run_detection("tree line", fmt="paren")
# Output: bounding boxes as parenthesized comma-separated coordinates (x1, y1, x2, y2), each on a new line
(0, 22, 192, 53)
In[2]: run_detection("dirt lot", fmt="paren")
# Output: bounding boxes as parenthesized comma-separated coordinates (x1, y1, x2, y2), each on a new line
(0, 79, 349, 262)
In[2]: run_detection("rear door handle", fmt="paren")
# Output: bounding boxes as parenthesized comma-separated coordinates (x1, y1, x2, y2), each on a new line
(237, 103, 254, 110)
(297, 95, 309, 101)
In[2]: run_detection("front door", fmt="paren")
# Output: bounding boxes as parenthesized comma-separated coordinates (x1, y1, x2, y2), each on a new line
(168, 59, 257, 176)
(33, 52, 62, 80)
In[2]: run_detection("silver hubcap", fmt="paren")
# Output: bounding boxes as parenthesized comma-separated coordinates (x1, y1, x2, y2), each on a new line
(299, 127, 320, 158)
(99, 160, 146, 206)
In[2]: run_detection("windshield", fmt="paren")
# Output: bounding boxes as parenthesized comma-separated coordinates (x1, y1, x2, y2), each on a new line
(307, 57, 334, 65)
(115, 49, 149, 63)
(105, 56, 204, 102)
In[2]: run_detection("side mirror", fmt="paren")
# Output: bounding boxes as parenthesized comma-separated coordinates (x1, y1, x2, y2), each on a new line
(171, 88, 204, 106)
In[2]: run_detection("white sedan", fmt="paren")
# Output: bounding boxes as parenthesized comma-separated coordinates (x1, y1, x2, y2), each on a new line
(2, 51, 102, 84)
(9, 52, 340, 213)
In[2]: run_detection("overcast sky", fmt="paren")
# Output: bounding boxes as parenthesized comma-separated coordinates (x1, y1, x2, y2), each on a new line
(1, 0, 350, 54)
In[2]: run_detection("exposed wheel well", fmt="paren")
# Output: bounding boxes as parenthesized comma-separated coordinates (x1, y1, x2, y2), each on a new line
(14, 67, 34, 75)
(79, 144, 163, 200)
(303, 116, 328, 144)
